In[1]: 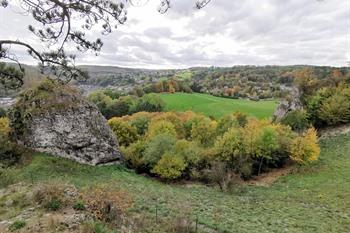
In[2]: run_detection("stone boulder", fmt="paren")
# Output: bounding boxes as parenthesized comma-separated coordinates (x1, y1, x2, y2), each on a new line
(273, 87, 304, 121)
(9, 80, 123, 165)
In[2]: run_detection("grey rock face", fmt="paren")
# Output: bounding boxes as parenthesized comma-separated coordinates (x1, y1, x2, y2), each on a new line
(10, 81, 123, 165)
(273, 87, 304, 121)
(26, 104, 122, 165)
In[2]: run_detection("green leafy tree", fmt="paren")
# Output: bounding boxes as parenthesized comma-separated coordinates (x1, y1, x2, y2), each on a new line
(88, 91, 113, 117)
(134, 93, 165, 113)
(130, 116, 150, 135)
(143, 133, 176, 167)
(318, 88, 350, 126)
(280, 110, 310, 132)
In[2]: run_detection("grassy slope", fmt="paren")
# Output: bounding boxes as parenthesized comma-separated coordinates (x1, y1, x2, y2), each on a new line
(159, 93, 278, 119)
(6, 134, 350, 232)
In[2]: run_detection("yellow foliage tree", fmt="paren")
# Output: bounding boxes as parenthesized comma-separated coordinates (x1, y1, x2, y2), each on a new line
(152, 153, 186, 180)
(0, 117, 10, 137)
(191, 117, 217, 146)
(147, 120, 177, 138)
(289, 128, 320, 164)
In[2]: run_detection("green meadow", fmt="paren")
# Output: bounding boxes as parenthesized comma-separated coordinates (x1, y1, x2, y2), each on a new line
(3, 133, 350, 232)
(159, 93, 278, 119)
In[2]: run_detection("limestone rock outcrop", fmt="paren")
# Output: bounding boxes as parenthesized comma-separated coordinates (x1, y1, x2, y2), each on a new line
(273, 87, 304, 121)
(9, 80, 123, 165)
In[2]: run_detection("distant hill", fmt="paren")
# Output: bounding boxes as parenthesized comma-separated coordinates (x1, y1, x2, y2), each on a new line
(1, 63, 348, 97)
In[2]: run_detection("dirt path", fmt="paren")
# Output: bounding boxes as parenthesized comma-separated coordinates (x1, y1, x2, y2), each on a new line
(247, 166, 294, 187)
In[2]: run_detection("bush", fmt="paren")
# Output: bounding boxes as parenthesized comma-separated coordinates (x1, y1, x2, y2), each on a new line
(0, 107, 6, 117)
(0, 117, 26, 167)
(73, 200, 86, 210)
(143, 133, 176, 167)
(0, 167, 16, 188)
(191, 117, 217, 146)
(233, 111, 248, 127)
(82, 185, 133, 224)
(306, 86, 350, 127)
(289, 128, 320, 164)
(45, 198, 62, 211)
(318, 88, 350, 126)
(214, 127, 252, 177)
(130, 116, 150, 135)
(9, 220, 26, 231)
(147, 120, 177, 138)
(134, 93, 165, 113)
(34, 183, 69, 211)
(108, 118, 138, 147)
(174, 140, 202, 166)
(280, 110, 310, 132)
(217, 114, 238, 135)
(105, 99, 131, 119)
(121, 140, 146, 170)
(88, 91, 113, 117)
(152, 153, 186, 180)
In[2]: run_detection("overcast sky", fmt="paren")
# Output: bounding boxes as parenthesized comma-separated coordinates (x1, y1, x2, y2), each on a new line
(0, 0, 349, 69)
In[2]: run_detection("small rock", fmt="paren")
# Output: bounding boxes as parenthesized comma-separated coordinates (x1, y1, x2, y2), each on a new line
(5, 199, 13, 207)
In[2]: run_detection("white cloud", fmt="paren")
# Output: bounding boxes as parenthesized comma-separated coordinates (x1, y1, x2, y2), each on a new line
(0, 0, 349, 68)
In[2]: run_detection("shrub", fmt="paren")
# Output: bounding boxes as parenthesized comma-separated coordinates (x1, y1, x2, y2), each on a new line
(0, 107, 6, 117)
(318, 88, 350, 126)
(130, 116, 150, 135)
(255, 125, 281, 174)
(191, 117, 217, 146)
(103, 89, 122, 100)
(214, 128, 252, 177)
(0, 117, 10, 135)
(9, 220, 26, 231)
(174, 140, 202, 166)
(34, 183, 69, 211)
(73, 200, 86, 211)
(233, 111, 248, 127)
(289, 128, 320, 164)
(280, 110, 310, 132)
(81, 221, 117, 233)
(217, 114, 238, 135)
(108, 118, 138, 147)
(205, 162, 237, 192)
(147, 120, 177, 138)
(143, 133, 176, 167)
(152, 153, 186, 180)
(45, 198, 62, 211)
(121, 140, 146, 170)
(134, 93, 165, 112)
(0, 167, 16, 188)
(88, 91, 113, 117)
(152, 112, 186, 138)
(306, 86, 350, 127)
(105, 99, 131, 119)
(0, 117, 26, 167)
(82, 185, 133, 224)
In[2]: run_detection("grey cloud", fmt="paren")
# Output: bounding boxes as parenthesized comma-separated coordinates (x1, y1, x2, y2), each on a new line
(0, 0, 348, 68)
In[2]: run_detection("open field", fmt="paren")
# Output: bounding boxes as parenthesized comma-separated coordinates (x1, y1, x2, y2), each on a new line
(2, 133, 350, 232)
(159, 93, 278, 119)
